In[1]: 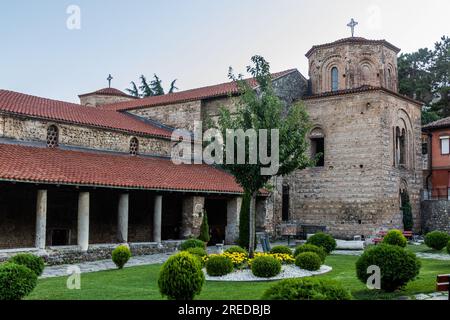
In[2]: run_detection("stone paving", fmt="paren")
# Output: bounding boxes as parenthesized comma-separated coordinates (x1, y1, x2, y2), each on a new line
(41, 252, 174, 279)
(332, 249, 450, 261)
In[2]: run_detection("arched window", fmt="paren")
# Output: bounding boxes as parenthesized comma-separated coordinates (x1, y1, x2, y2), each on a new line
(361, 64, 371, 85)
(129, 137, 139, 156)
(387, 68, 392, 90)
(46, 125, 59, 148)
(310, 127, 325, 167)
(331, 67, 339, 92)
(394, 127, 406, 167)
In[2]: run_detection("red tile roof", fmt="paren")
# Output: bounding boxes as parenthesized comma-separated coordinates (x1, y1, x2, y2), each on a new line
(305, 37, 401, 58)
(303, 86, 423, 106)
(0, 143, 243, 194)
(0, 90, 172, 139)
(78, 87, 138, 99)
(99, 69, 298, 112)
(423, 116, 450, 130)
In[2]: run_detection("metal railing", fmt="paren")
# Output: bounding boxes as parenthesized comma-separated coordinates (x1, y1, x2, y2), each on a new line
(422, 188, 450, 201)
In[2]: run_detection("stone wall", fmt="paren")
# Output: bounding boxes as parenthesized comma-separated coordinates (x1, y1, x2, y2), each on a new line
(0, 114, 172, 156)
(129, 100, 202, 132)
(421, 200, 450, 233)
(180, 196, 205, 238)
(277, 90, 422, 239)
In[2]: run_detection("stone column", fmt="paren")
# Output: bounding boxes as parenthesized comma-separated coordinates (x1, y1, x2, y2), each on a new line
(181, 196, 205, 239)
(77, 192, 90, 252)
(35, 190, 47, 250)
(153, 195, 162, 243)
(117, 193, 129, 243)
(225, 196, 242, 244)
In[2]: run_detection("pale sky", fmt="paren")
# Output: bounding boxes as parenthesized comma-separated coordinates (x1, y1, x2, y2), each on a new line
(0, 0, 448, 103)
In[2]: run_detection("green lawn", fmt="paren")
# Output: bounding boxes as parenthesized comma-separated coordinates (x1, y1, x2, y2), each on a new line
(27, 253, 450, 300)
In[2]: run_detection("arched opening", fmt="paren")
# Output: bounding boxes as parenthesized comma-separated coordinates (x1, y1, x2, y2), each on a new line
(395, 127, 407, 167)
(46, 125, 59, 148)
(310, 127, 325, 167)
(331, 67, 339, 92)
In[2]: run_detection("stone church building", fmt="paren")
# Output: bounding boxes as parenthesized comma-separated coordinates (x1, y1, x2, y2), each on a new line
(0, 35, 422, 256)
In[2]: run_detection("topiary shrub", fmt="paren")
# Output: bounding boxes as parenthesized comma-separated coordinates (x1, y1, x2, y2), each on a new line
(251, 256, 281, 278)
(306, 232, 336, 254)
(205, 255, 234, 276)
(293, 244, 327, 263)
(112, 245, 131, 269)
(424, 231, 450, 251)
(0, 263, 38, 300)
(295, 252, 322, 271)
(8, 253, 45, 276)
(356, 244, 421, 292)
(269, 245, 292, 255)
(224, 246, 248, 256)
(186, 247, 208, 267)
(180, 239, 205, 251)
(197, 211, 210, 243)
(262, 277, 352, 300)
(382, 229, 407, 247)
(158, 252, 205, 300)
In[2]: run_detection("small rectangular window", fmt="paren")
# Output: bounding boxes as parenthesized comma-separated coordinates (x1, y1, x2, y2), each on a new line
(422, 142, 428, 155)
(311, 138, 325, 167)
(441, 136, 450, 155)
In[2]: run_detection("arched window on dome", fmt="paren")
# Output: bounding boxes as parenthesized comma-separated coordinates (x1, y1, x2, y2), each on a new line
(331, 67, 339, 92)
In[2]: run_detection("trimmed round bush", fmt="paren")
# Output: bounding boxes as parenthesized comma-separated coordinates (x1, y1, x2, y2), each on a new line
(158, 252, 205, 300)
(251, 256, 281, 278)
(112, 245, 131, 269)
(180, 239, 205, 251)
(269, 245, 292, 255)
(294, 244, 327, 263)
(186, 247, 208, 266)
(224, 246, 248, 256)
(206, 255, 234, 276)
(382, 229, 407, 247)
(447, 240, 450, 255)
(356, 244, 421, 292)
(8, 253, 45, 276)
(306, 232, 336, 254)
(0, 263, 38, 300)
(424, 231, 450, 251)
(261, 277, 352, 300)
(295, 252, 322, 271)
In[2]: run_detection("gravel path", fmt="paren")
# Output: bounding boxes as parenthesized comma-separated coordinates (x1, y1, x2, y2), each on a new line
(204, 265, 332, 282)
(41, 252, 173, 279)
(332, 250, 450, 260)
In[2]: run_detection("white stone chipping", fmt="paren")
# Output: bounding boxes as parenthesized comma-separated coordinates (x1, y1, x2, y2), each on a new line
(204, 265, 332, 282)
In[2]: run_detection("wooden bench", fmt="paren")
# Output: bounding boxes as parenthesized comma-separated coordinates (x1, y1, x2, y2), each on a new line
(436, 274, 450, 300)
(373, 231, 414, 245)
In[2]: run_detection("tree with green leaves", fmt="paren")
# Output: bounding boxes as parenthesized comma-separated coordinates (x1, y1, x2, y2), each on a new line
(126, 74, 178, 98)
(398, 35, 450, 123)
(214, 55, 313, 256)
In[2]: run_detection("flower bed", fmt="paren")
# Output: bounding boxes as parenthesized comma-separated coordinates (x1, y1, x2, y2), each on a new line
(201, 250, 331, 282)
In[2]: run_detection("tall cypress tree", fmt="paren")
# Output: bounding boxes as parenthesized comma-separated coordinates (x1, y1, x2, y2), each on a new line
(198, 211, 210, 243)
